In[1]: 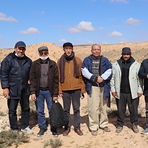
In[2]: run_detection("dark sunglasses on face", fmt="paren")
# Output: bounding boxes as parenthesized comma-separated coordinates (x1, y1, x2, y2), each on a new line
(39, 51, 48, 55)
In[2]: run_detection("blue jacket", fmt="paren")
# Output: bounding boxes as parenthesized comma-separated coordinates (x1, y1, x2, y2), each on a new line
(82, 55, 112, 99)
(1, 52, 32, 99)
(138, 59, 148, 96)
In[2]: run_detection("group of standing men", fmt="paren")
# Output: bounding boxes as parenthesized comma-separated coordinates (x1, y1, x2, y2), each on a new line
(0, 41, 148, 137)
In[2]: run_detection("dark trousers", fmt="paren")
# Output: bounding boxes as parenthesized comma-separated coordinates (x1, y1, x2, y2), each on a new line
(116, 93, 139, 127)
(62, 89, 81, 129)
(7, 92, 30, 130)
(145, 96, 148, 128)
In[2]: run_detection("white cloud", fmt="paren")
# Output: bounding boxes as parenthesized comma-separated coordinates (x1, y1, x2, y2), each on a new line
(55, 39, 68, 45)
(108, 31, 123, 37)
(77, 21, 95, 31)
(68, 21, 95, 33)
(0, 12, 18, 22)
(84, 39, 94, 43)
(68, 28, 81, 33)
(110, 0, 128, 3)
(102, 42, 108, 44)
(98, 27, 104, 30)
(126, 17, 141, 25)
(19, 27, 40, 34)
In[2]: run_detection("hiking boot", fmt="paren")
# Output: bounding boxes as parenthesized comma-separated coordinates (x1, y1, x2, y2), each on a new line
(74, 129, 83, 136)
(116, 126, 123, 133)
(132, 123, 139, 133)
(21, 126, 33, 134)
(141, 128, 148, 134)
(37, 128, 47, 136)
(90, 130, 98, 136)
(63, 129, 70, 136)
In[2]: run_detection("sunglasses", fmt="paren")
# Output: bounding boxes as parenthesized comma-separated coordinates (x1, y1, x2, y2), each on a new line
(39, 51, 48, 55)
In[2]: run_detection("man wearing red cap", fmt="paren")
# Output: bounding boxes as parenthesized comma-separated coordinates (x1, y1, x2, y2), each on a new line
(110, 47, 143, 133)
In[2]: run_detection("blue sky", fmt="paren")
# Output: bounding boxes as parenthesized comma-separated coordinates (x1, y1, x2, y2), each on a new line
(0, 0, 148, 48)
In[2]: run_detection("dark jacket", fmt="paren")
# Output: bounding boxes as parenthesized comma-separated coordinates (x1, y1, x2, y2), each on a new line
(29, 58, 59, 97)
(138, 59, 148, 96)
(82, 55, 112, 99)
(1, 52, 32, 99)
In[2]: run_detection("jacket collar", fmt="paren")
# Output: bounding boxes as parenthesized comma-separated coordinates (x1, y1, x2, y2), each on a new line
(36, 58, 53, 67)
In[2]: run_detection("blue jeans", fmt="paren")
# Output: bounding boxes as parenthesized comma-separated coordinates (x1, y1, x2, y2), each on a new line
(36, 90, 53, 129)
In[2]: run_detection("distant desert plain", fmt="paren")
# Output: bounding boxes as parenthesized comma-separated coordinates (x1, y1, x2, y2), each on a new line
(0, 42, 148, 148)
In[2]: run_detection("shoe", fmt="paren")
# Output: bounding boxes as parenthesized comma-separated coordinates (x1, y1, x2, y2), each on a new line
(132, 123, 139, 133)
(116, 126, 123, 133)
(100, 127, 110, 132)
(141, 128, 148, 134)
(37, 128, 47, 136)
(90, 130, 98, 136)
(74, 129, 83, 136)
(21, 126, 33, 134)
(51, 132, 58, 137)
(63, 129, 70, 136)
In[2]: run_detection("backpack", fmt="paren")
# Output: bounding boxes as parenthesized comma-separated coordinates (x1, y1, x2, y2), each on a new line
(50, 102, 68, 128)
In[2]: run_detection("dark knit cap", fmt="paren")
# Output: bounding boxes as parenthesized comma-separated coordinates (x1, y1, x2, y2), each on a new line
(14, 41, 26, 48)
(122, 47, 131, 54)
(38, 46, 48, 52)
(63, 42, 73, 48)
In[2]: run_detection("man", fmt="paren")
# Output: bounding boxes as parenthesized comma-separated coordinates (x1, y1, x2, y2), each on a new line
(138, 59, 148, 134)
(29, 46, 59, 136)
(1, 41, 33, 134)
(110, 47, 143, 133)
(82, 44, 112, 136)
(57, 42, 85, 136)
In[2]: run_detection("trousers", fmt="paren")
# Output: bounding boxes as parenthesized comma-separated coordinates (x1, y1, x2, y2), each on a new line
(116, 93, 139, 127)
(8, 90, 30, 130)
(87, 86, 108, 131)
(62, 89, 81, 129)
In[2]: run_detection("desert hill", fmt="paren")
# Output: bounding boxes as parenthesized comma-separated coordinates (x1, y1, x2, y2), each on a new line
(0, 42, 148, 147)
(0, 41, 148, 64)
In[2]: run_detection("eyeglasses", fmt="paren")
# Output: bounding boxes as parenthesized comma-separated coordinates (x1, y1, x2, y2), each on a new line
(39, 51, 48, 55)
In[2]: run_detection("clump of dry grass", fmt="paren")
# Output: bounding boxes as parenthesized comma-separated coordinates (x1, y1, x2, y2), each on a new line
(43, 139, 63, 148)
(0, 130, 29, 148)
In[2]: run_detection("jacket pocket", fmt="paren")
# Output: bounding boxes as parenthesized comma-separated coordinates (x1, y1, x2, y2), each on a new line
(9, 83, 18, 97)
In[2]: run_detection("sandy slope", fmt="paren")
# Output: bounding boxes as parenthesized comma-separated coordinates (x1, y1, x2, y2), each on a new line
(0, 42, 148, 148)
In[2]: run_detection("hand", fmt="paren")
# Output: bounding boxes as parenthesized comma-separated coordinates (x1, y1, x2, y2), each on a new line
(96, 76, 104, 83)
(81, 93, 84, 99)
(112, 92, 117, 98)
(53, 97, 58, 101)
(137, 93, 142, 98)
(3, 88, 10, 99)
(59, 93, 63, 97)
(147, 75, 148, 78)
(31, 94, 36, 101)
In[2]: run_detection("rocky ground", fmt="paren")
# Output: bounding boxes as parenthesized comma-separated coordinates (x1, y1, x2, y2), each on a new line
(0, 90, 148, 148)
